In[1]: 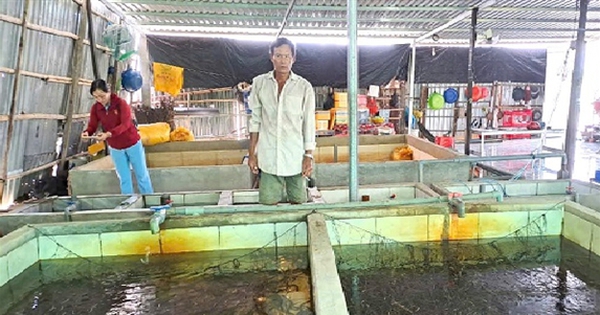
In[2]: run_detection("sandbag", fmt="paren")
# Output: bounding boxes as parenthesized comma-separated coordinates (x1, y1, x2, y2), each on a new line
(138, 122, 171, 146)
(170, 126, 195, 142)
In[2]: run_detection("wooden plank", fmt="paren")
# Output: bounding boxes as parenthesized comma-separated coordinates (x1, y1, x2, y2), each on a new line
(27, 23, 78, 39)
(0, 113, 89, 122)
(6, 152, 87, 180)
(0, 14, 21, 25)
(60, 0, 89, 172)
(2, 0, 30, 196)
(0, 67, 15, 74)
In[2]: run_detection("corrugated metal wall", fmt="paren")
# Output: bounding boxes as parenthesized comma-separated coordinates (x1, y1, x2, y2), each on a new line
(0, 0, 137, 204)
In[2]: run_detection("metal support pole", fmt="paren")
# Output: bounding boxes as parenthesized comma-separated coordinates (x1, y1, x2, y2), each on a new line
(139, 34, 153, 107)
(276, 0, 297, 38)
(60, 0, 88, 171)
(347, 0, 359, 202)
(564, 0, 589, 179)
(465, 7, 478, 155)
(407, 42, 416, 133)
(1, 0, 30, 207)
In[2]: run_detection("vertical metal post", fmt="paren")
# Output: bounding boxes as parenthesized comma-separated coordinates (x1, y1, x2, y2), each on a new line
(60, 0, 89, 171)
(139, 34, 153, 107)
(465, 7, 478, 155)
(347, 0, 359, 202)
(407, 42, 417, 133)
(564, 0, 589, 179)
(1, 0, 30, 207)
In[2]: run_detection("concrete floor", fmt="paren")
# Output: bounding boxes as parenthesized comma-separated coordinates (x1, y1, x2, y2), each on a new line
(456, 136, 600, 181)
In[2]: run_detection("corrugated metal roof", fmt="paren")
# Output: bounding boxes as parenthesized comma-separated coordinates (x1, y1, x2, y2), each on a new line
(106, 0, 600, 43)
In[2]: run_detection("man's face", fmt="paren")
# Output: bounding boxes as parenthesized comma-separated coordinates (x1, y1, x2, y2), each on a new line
(270, 44, 295, 74)
(92, 90, 110, 105)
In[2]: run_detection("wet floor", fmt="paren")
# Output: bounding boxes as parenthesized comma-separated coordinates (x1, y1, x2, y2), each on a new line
(0, 247, 312, 315)
(339, 238, 600, 315)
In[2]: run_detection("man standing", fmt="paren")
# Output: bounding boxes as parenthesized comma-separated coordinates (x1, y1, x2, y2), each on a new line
(248, 37, 316, 205)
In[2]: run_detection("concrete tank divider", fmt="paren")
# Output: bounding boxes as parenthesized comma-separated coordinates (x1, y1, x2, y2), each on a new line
(69, 135, 469, 196)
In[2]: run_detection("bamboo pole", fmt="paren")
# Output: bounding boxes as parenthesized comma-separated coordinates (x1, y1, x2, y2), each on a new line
(1, 0, 30, 204)
(60, 0, 89, 172)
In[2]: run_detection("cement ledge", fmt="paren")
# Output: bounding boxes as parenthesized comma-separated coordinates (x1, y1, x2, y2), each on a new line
(565, 200, 600, 228)
(307, 213, 349, 315)
(0, 226, 36, 257)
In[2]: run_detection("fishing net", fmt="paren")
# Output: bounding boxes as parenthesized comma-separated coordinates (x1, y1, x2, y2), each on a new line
(1, 222, 313, 315)
(323, 200, 600, 315)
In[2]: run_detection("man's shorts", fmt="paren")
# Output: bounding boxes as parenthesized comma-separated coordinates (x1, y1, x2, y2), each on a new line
(259, 172, 307, 205)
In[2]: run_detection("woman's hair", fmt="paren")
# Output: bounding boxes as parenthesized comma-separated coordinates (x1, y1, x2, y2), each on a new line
(90, 79, 109, 95)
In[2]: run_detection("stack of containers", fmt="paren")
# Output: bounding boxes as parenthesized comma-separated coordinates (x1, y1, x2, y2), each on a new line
(357, 94, 369, 124)
(315, 110, 331, 130)
(333, 92, 348, 125)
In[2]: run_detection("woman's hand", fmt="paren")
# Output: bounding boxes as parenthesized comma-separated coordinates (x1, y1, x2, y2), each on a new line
(96, 132, 112, 141)
(81, 131, 89, 140)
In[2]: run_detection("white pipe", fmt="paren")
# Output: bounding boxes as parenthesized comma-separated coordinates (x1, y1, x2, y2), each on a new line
(415, 0, 497, 43)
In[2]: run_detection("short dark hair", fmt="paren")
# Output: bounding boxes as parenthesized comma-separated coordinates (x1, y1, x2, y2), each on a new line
(90, 79, 109, 95)
(269, 37, 296, 57)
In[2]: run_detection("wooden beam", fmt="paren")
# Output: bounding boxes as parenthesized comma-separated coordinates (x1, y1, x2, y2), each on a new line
(0, 13, 22, 25)
(60, 0, 89, 172)
(26, 23, 78, 40)
(0, 113, 90, 122)
(1, 0, 30, 188)
(0, 67, 15, 74)
(6, 152, 88, 181)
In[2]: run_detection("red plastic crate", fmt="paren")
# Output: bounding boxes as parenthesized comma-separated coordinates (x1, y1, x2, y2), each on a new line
(501, 109, 532, 128)
(504, 134, 531, 140)
(435, 136, 455, 148)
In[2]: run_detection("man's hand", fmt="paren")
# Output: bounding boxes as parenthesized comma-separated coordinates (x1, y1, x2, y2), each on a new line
(96, 132, 111, 141)
(248, 155, 259, 174)
(80, 131, 89, 140)
(302, 156, 313, 177)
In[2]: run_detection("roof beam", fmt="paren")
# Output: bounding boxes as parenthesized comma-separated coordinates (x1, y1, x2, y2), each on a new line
(415, 0, 496, 43)
(107, 0, 600, 13)
(126, 12, 600, 25)
(128, 12, 451, 23)
(140, 23, 600, 33)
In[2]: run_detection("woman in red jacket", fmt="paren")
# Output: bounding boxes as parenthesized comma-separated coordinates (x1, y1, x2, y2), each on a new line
(81, 79, 154, 195)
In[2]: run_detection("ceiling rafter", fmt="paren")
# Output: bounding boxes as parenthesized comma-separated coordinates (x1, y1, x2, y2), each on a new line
(105, 0, 600, 43)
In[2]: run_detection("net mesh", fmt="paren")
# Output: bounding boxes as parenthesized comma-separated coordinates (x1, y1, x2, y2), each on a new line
(323, 201, 592, 315)
(2, 222, 313, 315)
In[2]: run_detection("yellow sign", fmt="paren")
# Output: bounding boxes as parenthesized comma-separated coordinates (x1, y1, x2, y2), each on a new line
(153, 62, 184, 96)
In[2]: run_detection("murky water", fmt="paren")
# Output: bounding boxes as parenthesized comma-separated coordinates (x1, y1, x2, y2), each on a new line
(0, 247, 312, 315)
(339, 237, 600, 315)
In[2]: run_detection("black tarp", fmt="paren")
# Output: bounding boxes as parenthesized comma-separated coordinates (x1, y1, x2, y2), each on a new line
(415, 46, 547, 84)
(146, 36, 547, 88)
(147, 36, 410, 89)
